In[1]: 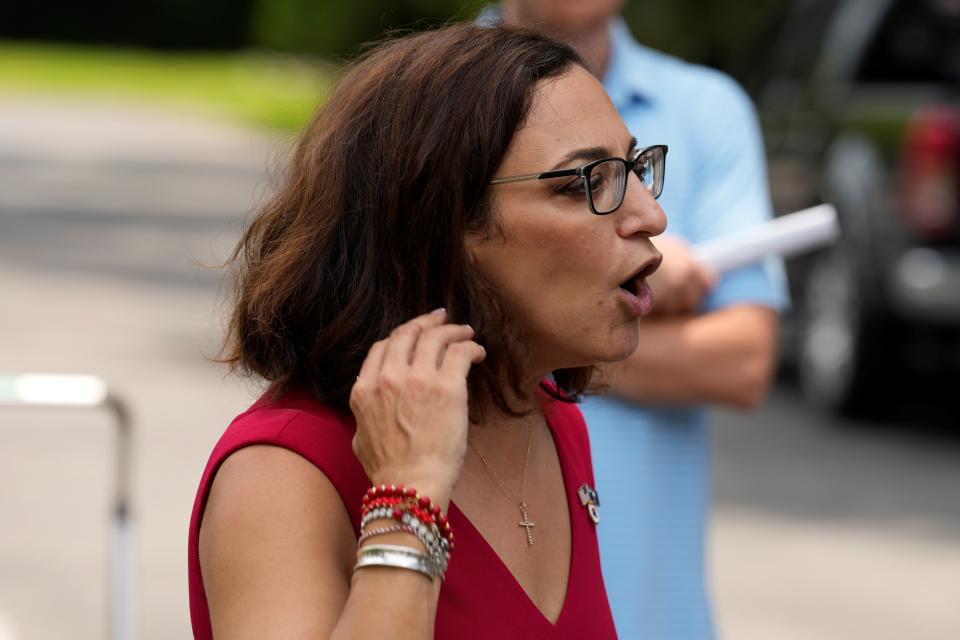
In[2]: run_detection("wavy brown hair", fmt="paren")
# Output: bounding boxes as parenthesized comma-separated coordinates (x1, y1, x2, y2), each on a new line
(223, 24, 592, 421)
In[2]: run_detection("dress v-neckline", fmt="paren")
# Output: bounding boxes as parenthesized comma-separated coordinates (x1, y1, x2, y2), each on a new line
(448, 412, 579, 628)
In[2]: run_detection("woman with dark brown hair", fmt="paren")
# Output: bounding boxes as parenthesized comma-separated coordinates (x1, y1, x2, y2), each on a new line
(188, 23, 666, 639)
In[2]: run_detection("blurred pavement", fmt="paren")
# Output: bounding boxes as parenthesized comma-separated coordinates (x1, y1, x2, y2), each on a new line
(0, 96, 274, 640)
(0, 96, 957, 639)
(712, 386, 960, 640)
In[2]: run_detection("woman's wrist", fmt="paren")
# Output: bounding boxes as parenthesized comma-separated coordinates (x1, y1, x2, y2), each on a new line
(356, 483, 454, 581)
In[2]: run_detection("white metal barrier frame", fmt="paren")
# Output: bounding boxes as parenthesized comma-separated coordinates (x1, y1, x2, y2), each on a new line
(0, 374, 135, 640)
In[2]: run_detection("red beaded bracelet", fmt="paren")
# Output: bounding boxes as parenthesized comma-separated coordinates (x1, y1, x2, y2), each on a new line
(361, 484, 454, 548)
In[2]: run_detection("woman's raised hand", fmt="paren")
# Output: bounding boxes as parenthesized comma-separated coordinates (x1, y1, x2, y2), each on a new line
(349, 309, 486, 509)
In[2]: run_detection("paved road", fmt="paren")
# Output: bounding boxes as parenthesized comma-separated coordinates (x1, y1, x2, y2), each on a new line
(0, 96, 957, 640)
(712, 383, 960, 639)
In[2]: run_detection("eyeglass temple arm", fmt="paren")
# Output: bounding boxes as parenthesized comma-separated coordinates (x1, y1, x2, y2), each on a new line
(489, 167, 580, 185)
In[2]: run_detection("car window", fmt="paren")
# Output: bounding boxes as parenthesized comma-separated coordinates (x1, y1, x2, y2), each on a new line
(856, 0, 960, 82)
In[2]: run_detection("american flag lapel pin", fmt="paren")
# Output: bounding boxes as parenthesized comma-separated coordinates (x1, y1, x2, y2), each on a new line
(577, 483, 600, 525)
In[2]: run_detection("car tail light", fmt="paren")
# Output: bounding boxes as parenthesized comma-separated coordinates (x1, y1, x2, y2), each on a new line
(899, 105, 960, 239)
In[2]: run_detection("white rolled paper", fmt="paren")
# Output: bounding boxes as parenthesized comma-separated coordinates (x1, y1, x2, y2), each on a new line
(692, 203, 840, 274)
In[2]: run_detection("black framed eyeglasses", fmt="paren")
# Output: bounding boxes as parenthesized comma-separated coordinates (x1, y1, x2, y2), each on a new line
(489, 144, 668, 215)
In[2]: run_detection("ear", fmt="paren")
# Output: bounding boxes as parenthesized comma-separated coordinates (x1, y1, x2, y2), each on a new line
(463, 232, 483, 258)
(463, 227, 504, 270)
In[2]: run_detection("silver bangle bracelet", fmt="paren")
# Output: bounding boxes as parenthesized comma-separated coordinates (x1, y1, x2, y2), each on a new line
(355, 544, 439, 581)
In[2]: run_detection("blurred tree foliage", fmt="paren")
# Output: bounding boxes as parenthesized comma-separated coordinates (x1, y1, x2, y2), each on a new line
(251, 0, 790, 70)
(252, 0, 487, 59)
(4, 0, 792, 73)
(4, 0, 255, 49)
(622, 0, 789, 72)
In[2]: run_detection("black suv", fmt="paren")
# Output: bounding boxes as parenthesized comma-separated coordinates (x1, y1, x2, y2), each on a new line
(746, 0, 960, 415)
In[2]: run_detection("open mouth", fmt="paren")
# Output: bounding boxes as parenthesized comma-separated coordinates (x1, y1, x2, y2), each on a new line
(618, 257, 661, 296)
(617, 256, 661, 317)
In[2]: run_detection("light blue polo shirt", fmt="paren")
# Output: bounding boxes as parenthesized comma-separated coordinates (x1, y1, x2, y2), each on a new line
(578, 20, 789, 640)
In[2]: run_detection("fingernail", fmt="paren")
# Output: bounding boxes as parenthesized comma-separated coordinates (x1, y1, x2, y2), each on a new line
(430, 307, 446, 315)
(462, 324, 473, 330)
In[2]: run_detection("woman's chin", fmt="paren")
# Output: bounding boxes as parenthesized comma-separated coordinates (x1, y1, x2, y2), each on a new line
(594, 334, 641, 364)
(539, 324, 640, 370)
(608, 326, 641, 361)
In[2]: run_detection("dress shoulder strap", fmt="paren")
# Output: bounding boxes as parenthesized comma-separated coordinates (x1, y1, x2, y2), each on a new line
(197, 391, 369, 534)
(542, 395, 597, 488)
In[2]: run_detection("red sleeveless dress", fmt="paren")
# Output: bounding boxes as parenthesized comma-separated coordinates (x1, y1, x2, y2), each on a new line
(188, 387, 618, 639)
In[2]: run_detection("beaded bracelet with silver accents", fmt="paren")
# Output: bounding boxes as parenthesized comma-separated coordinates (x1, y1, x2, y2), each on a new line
(360, 507, 396, 531)
(399, 512, 450, 574)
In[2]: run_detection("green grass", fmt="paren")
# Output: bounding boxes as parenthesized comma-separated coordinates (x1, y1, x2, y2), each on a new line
(0, 41, 332, 130)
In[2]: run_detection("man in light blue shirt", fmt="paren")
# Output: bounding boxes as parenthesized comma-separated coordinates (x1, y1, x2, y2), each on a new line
(483, 3, 788, 638)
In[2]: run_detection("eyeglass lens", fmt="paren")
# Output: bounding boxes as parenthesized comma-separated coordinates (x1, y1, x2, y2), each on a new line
(637, 147, 664, 199)
(588, 147, 663, 214)
(589, 159, 628, 214)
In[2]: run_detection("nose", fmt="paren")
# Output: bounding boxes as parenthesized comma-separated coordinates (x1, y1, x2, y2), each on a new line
(614, 171, 667, 239)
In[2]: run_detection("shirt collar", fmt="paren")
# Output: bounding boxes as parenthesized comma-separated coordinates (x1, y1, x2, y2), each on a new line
(604, 18, 658, 109)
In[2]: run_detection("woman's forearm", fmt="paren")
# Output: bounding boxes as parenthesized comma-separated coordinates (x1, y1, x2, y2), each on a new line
(331, 566, 442, 640)
(332, 513, 446, 640)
